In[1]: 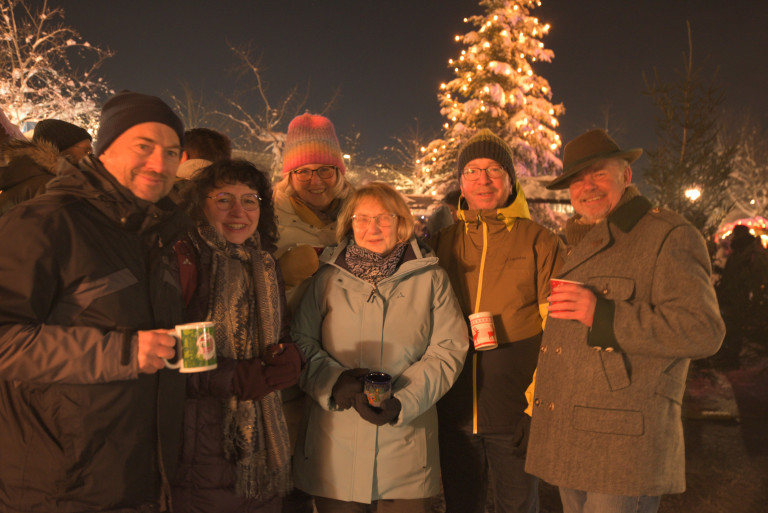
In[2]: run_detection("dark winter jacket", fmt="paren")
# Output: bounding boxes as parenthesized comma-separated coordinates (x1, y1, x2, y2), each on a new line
(0, 138, 74, 215)
(171, 231, 294, 513)
(0, 155, 190, 512)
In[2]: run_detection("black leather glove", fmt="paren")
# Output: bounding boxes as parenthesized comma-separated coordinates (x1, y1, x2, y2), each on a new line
(331, 368, 369, 409)
(263, 343, 303, 390)
(353, 393, 401, 426)
(233, 358, 270, 401)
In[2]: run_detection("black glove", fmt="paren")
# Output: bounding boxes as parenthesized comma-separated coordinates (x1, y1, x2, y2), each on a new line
(263, 343, 303, 390)
(233, 358, 271, 401)
(353, 393, 401, 426)
(331, 368, 369, 409)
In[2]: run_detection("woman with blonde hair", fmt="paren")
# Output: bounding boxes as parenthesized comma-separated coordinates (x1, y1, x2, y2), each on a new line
(291, 182, 468, 513)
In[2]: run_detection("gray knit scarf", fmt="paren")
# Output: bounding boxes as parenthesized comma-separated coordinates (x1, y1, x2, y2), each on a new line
(197, 223, 292, 502)
(344, 240, 408, 285)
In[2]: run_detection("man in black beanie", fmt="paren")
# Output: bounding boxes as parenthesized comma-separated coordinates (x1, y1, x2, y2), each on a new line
(32, 118, 93, 161)
(0, 91, 190, 512)
(432, 128, 564, 513)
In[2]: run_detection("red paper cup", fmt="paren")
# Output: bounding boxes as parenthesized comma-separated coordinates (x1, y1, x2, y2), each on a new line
(549, 279, 584, 307)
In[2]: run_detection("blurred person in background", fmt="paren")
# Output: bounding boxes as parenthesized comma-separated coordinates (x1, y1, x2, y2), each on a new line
(0, 118, 92, 215)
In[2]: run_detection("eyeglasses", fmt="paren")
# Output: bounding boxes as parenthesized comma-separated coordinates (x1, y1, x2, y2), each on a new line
(291, 166, 337, 182)
(207, 192, 261, 212)
(462, 166, 506, 181)
(351, 213, 398, 229)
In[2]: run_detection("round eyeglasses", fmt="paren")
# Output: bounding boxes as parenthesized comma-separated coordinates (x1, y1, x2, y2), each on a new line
(351, 213, 398, 229)
(207, 192, 261, 212)
(291, 166, 337, 182)
(461, 166, 506, 181)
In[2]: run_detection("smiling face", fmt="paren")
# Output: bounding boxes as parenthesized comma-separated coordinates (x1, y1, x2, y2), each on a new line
(203, 182, 261, 244)
(98, 122, 181, 203)
(290, 164, 339, 210)
(351, 197, 399, 256)
(459, 157, 513, 210)
(568, 158, 632, 224)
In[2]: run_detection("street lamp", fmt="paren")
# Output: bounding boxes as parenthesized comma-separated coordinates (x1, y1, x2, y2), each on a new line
(684, 187, 701, 202)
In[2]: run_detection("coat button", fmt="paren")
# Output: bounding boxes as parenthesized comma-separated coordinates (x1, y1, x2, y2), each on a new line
(602, 288, 609, 295)
(605, 347, 614, 352)
(540, 345, 547, 353)
(534, 398, 541, 406)
(593, 346, 602, 351)
(548, 402, 555, 411)
(555, 347, 562, 355)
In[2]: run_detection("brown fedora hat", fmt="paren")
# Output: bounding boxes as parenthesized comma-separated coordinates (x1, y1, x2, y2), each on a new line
(547, 129, 643, 190)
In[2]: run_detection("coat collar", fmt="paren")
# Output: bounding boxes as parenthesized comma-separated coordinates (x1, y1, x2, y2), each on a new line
(560, 189, 653, 276)
(457, 180, 531, 231)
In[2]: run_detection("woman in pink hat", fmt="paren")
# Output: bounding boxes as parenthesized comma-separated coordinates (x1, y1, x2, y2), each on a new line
(273, 113, 354, 513)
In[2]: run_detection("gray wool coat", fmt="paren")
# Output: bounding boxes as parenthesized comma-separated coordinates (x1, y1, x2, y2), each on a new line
(525, 193, 725, 496)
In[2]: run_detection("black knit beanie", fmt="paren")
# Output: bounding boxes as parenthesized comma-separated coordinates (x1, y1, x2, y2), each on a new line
(32, 119, 91, 152)
(94, 91, 184, 156)
(456, 129, 516, 182)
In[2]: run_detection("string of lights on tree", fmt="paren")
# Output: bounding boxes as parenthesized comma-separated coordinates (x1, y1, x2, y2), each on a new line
(416, 0, 564, 196)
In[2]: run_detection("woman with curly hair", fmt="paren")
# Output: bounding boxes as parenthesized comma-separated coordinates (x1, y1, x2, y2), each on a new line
(172, 158, 303, 513)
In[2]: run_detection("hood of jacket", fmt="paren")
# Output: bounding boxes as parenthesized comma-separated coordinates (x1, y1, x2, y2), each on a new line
(0, 138, 72, 190)
(46, 154, 190, 238)
(457, 180, 532, 231)
(320, 236, 439, 284)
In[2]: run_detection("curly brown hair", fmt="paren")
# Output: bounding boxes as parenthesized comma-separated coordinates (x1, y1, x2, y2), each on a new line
(183, 159, 278, 252)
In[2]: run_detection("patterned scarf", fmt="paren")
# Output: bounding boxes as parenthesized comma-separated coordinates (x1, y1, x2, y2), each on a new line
(196, 223, 292, 501)
(344, 239, 408, 285)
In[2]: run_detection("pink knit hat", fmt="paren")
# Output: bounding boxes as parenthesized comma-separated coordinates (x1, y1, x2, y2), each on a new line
(282, 113, 346, 176)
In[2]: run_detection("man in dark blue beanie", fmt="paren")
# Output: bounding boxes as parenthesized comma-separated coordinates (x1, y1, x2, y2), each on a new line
(0, 91, 190, 511)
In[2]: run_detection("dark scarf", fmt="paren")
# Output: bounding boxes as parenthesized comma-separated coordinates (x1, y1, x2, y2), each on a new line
(344, 239, 408, 285)
(196, 223, 292, 501)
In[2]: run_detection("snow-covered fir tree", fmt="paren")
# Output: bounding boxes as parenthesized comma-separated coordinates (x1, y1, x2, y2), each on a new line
(0, 0, 113, 132)
(416, 0, 563, 195)
(643, 25, 735, 236)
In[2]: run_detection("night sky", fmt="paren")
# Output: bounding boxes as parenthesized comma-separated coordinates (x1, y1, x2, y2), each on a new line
(59, 0, 767, 179)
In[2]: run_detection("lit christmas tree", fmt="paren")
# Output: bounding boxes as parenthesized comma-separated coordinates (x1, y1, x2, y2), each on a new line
(416, 0, 563, 195)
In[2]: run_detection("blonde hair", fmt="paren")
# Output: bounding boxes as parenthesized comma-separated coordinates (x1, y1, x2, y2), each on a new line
(336, 182, 415, 244)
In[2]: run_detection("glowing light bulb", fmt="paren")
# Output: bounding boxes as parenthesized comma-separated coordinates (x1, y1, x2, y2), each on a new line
(455, 35, 461, 41)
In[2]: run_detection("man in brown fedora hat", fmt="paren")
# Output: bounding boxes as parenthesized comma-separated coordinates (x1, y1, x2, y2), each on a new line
(525, 129, 724, 513)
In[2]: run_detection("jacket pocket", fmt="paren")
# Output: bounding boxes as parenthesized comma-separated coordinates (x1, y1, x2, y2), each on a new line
(599, 351, 631, 391)
(572, 405, 644, 436)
